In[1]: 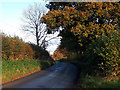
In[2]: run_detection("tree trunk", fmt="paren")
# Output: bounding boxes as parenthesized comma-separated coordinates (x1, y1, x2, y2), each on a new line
(36, 25, 39, 46)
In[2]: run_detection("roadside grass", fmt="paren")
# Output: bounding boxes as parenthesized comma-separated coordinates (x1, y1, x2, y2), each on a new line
(59, 58, 120, 88)
(78, 75, 120, 88)
(75, 61, 120, 88)
(2, 59, 53, 84)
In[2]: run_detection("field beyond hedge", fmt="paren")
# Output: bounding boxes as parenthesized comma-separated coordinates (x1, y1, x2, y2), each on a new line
(2, 59, 53, 84)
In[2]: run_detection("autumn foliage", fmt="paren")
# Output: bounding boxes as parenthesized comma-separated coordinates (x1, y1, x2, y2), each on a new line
(1, 34, 51, 61)
(41, 2, 119, 47)
(1, 34, 53, 84)
(41, 2, 120, 78)
(52, 46, 69, 61)
(30, 43, 51, 59)
(2, 34, 33, 60)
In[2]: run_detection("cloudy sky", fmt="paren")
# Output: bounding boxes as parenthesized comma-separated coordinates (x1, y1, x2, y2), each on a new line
(0, 0, 61, 54)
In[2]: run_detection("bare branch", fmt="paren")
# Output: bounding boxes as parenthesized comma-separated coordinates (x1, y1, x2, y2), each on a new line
(22, 3, 58, 48)
(47, 36, 59, 42)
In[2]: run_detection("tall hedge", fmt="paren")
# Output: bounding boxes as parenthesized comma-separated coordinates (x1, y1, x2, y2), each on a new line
(2, 34, 34, 60)
(2, 33, 53, 61)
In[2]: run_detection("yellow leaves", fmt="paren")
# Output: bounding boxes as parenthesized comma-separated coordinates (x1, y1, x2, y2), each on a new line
(64, 6, 75, 11)
(63, 21, 67, 27)
(76, 27, 79, 31)
(57, 23, 60, 26)
(112, 71, 117, 76)
(84, 32, 88, 38)
(106, 29, 110, 34)
(63, 13, 66, 16)
(95, 35, 99, 38)
(40, 3, 119, 55)
(113, 51, 117, 55)
(3, 75, 6, 79)
(79, 43, 83, 47)
(93, 4, 95, 8)
(64, 6, 69, 10)
(78, 23, 82, 28)
(16, 68, 19, 72)
(106, 7, 108, 11)
(81, 12, 84, 16)
(51, 23, 54, 27)
(90, 22, 94, 26)
(101, 23, 116, 35)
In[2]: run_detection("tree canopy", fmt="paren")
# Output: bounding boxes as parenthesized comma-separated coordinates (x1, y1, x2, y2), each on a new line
(41, 2, 119, 46)
(41, 2, 120, 77)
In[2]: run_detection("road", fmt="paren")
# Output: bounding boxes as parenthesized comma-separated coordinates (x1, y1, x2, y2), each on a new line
(2, 62, 78, 88)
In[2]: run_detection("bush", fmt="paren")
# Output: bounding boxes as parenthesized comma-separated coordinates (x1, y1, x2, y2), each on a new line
(2, 35, 12, 60)
(30, 43, 52, 60)
(79, 75, 120, 88)
(87, 30, 120, 77)
(2, 34, 34, 60)
(2, 34, 53, 61)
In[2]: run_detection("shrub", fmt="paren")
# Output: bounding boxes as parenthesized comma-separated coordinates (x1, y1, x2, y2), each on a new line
(29, 43, 51, 60)
(2, 35, 12, 60)
(2, 34, 34, 60)
(87, 29, 120, 77)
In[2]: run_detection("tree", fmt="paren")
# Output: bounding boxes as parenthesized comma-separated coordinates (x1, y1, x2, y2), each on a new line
(52, 46, 69, 61)
(42, 2, 82, 54)
(45, 2, 75, 11)
(41, 2, 120, 52)
(41, 2, 120, 76)
(22, 3, 49, 48)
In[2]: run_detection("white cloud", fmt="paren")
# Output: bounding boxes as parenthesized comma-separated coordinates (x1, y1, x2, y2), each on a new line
(46, 44, 58, 55)
(0, 20, 61, 54)
(45, 31, 61, 54)
(0, 20, 36, 44)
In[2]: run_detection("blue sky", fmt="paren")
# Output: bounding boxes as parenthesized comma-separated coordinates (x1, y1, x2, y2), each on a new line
(0, 0, 61, 54)
(0, 0, 48, 22)
(0, 0, 48, 36)
(1, 2, 33, 22)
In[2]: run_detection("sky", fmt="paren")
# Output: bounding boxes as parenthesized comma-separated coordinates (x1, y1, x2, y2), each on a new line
(0, 0, 61, 55)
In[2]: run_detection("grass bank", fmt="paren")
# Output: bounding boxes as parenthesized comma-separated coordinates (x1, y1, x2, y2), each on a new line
(74, 61, 120, 88)
(2, 59, 53, 84)
(59, 59, 120, 88)
(78, 74, 120, 88)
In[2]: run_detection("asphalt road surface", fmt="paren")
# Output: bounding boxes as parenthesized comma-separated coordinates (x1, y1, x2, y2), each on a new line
(2, 62, 78, 88)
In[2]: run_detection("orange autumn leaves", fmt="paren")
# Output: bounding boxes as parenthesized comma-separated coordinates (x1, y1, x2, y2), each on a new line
(71, 23, 117, 46)
(86, 2, 120, 18)
(52, 46, 68, 61)
(2, 35, 34, 61)
(41, 2, 120, 47)
(41, 2, 119, 28)
(41, 6, 89, 29)
(41, 2, 120, 77)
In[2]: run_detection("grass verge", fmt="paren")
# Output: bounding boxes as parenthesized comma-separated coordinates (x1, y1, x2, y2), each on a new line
(78, 74, 120, 88)
(2, 59, 53, 84)
(75, 61, 120, 88)
(59, 59, 120, 88)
